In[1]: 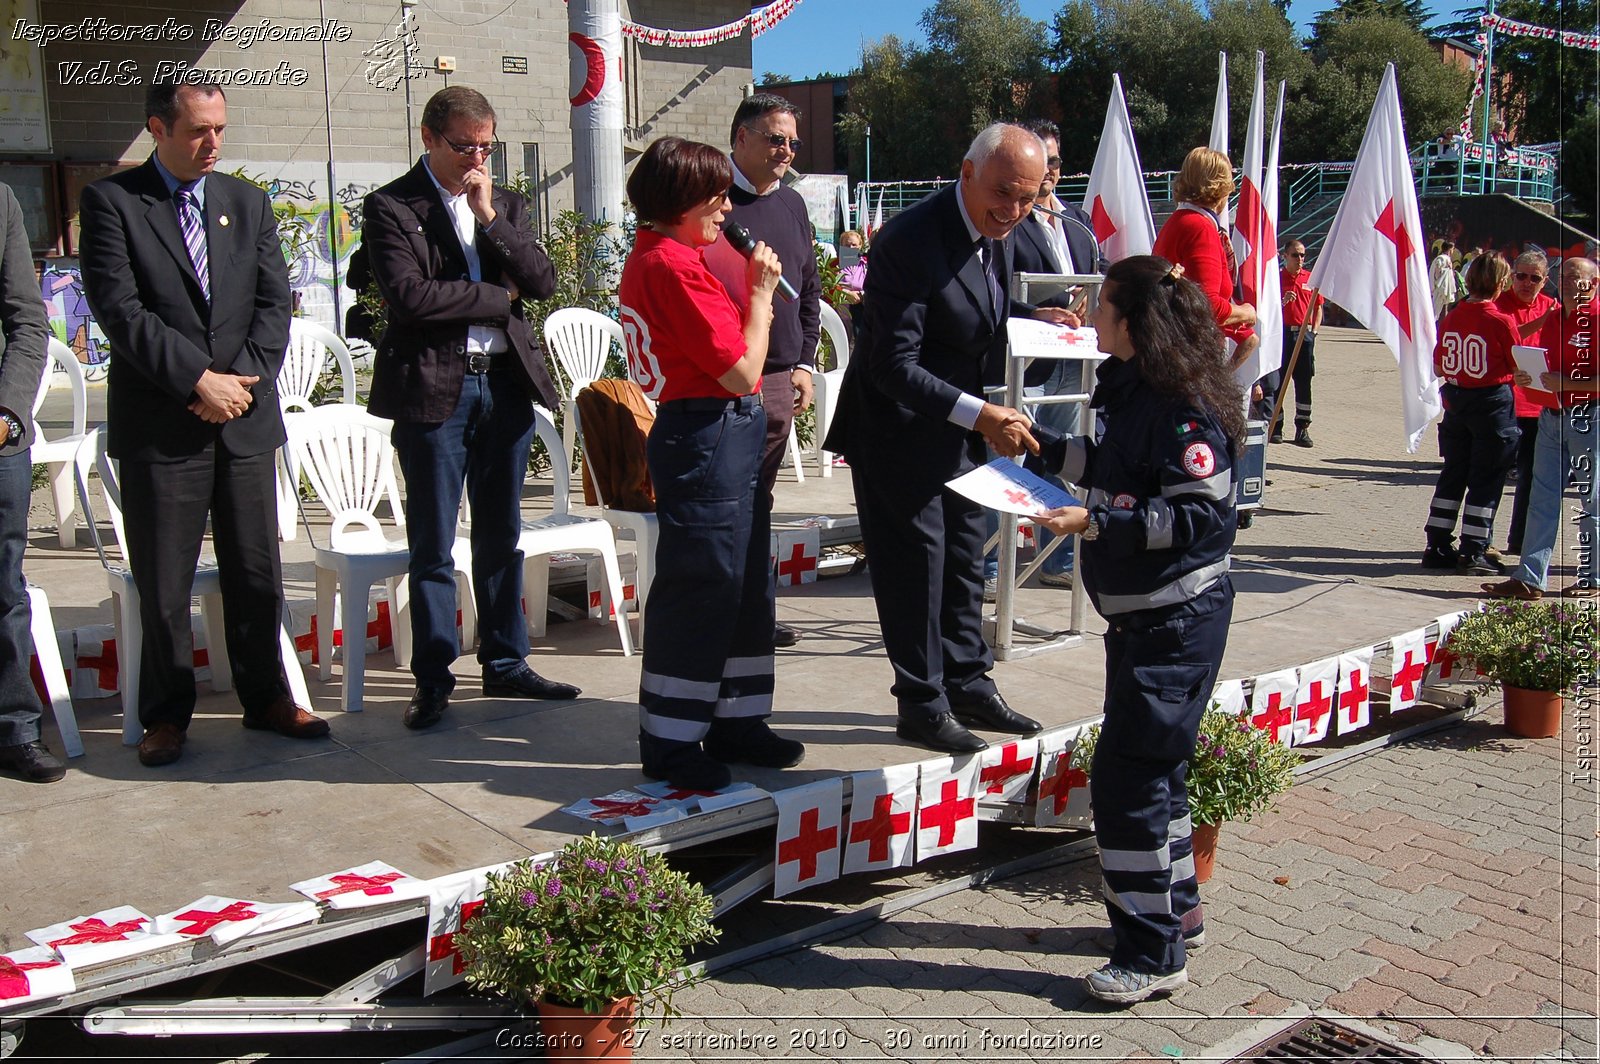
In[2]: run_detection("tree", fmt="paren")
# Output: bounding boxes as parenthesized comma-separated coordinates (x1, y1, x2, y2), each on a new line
(1439, 0, 1598, 147)
(1561, 101, 1598, 231)
(838, 35, 955, 180)
(1309, 0, 1433, 56)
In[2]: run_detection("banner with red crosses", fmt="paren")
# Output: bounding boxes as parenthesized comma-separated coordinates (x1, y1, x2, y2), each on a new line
(1388, 627, 1431, 713)
(290, 861, 432, 910)
(1034, 726, 1093, 828)
(1211, 678, 1247, 717)
(1425, 610, 1477, 686)
(1336, 647, 1376, 735)
(26, 905, 187, 968)
(975, 738, 1040, 805)
(842, 764, 917, 875)
(423, 861, 521, 996)
(0, 946, 74, 1004)
(1291, 656, 1340, 745)
(153, 895, 318, 947)
(1249, 667, 1300, 745)
(916, 754, 981, 859)
(772, 778, 844, 898)
(771, 527, 821, 588)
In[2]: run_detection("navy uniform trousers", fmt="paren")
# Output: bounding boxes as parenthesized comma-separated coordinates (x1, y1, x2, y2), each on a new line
(638, 395, 775, 744)
(1425, 383, 1519, 557)
(1092, 578, 1233, 975)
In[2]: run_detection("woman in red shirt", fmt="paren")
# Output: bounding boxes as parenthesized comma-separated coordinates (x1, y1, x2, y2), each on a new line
(1492, 250, 1559, 553)
(1423, 253, 1519, 574)
(618, 137, 804, 790)
(1152, 147, 1257, 368)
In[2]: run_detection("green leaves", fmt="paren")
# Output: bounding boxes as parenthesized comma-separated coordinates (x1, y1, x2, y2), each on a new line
(1447, 601, 1598, 694)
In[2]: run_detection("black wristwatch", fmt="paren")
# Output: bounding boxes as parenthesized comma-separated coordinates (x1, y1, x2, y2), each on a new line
(0, 410, 22, 444)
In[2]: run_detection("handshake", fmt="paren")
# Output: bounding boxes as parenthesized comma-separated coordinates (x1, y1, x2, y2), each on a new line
(975, 402, 1038, 458)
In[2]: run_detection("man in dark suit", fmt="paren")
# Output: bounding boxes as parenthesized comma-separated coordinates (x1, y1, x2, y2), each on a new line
(362, 87, 579, 730)
(824, 123, 1054, 755)
(80, 84, 330, 767)
(0, 180, 64, 783)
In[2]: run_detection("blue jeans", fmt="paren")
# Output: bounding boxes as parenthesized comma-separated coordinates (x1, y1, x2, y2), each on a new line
(392, 370, 537, 691)
(1511, 407, 1598, 591)
(0, 450, 41, 745)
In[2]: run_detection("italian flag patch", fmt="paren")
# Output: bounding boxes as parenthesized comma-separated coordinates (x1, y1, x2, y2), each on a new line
(1176, 419, 1202, 436)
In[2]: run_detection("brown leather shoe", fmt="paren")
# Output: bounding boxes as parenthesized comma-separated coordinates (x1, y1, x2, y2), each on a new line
(1481, 578, 1542, 601)
(243, 695, 331, 739)
(137, 723, 187, 767)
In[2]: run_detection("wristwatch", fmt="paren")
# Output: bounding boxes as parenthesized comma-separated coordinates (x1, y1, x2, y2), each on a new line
(1081, 510, 1102, 541)
(0, 410, 21, 444)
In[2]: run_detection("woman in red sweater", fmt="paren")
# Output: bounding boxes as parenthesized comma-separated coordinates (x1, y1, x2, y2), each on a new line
(1152, 147, 1257, 368)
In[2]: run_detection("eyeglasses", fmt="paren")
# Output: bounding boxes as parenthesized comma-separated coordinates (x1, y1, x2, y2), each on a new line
(1285, 251, 1306, 258)
(1514, 272, 1546, 283)
(744, 126, 802, 152)
(440, 135, 498, 158)
(1046, 156, 1062, 168)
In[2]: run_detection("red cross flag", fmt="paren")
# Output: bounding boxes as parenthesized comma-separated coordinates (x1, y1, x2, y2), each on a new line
(153, 895, 318, 947)
(772, 527, 821, 587)
(916, 754, 981, 860)
(1388, 627, 1431, 713)
(1425, 611, 1477, 686)
(1291, 656, 1340, 745)
(1308, 64, 1441, 451)
(25, 906, 187, 967)
(976, 738, 1040, 805)
(1081, 74, 1154, 264)
(1249, 667, 1300, 745)
(1211, 678, 1247, 717)
(1336, 647, 1376, 735)
(772, 778, 844, 898)
(424, 862, 518, 996)
(559, 789, 666, 825)
(1231, 53, 1285, 389)
(0, 947, 74, 1005)
(1209, 51, 1230, 229)
(842, 764, 917, 875)
(1034, 726, 1094, 829)
(291, 861, 432, 910)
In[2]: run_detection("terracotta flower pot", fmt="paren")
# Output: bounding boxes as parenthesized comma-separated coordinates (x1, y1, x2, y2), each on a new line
(537, 996, 638, 1061)
(1502, 684, 1562, 739)
(1191, 822, 1220, 884)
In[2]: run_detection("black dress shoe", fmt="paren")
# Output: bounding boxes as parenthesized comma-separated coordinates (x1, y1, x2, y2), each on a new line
(773, 623, 800, 648)
(639, 732, 733, 791)
(949, 693, 1042, 735)
(483, 667, 581, 700)
(896, 713, 988, 754)
(404, 687, 449, 730)
(0, 740, 66, 783)
(705, 719, 805, 768)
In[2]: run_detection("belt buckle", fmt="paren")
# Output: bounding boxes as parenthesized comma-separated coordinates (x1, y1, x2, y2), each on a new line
(467, 352, 493, 373)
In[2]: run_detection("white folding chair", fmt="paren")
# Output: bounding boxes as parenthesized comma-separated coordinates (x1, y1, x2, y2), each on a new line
(72, 429, 312, 745)
(26, 584, 82, 758)
(29, 339, 89, 547)
(543, 308, 624, 482)
(275, 319, 366, 541)
(809, 303, 853, 478)
(288, 405, 472, 713)
(570, 401, 658, 639)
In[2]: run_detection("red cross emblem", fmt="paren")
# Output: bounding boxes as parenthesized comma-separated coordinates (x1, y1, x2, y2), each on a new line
(314, 871, 406, 901)
(778, 542, 817, 585)
(0, 956, 60, 999)
(1250, 689, 1292, 744)
(848, 794, 912, 864)
(172, 901, 259, 937)
(1182, 442, 1215, 478)
(1002, 488, 1032, 507)
(1391, 648, 1427, 703)
(427, 898, 485, 976)
(586, 797, 659, 820)
(1374, 198, 1416, 340)
(1426, 637, 1459, 680)
(979, 742, 1035, 795)
(778, 808, 839, 881)
(48, 916, 147, 949)
(1294, 680, 1333, 740)
(1090, 195, 1118, 244)
(77, 638, 119, 692)
(1339, 666, 1370, 726)
(920, 779, 976, 847)
(1038, 758, 1088, 817)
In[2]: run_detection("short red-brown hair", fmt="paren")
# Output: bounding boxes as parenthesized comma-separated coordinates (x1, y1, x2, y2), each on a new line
(627, 137, 732, 227)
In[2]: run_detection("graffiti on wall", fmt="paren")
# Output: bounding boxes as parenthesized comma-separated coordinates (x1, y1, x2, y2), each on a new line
(41, 264, 109, 378)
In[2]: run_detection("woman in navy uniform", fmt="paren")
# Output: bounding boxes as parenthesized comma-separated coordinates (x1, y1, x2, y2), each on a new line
(1029, 255, 1243, 1004)
(618, 137, 806, 790)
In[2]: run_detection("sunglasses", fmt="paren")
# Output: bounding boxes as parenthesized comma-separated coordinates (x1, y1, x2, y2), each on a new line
(1514, 272, 1546, 283)
(440, 135, 498, 158)
(1046, 156, 1062, 168)
(744, 126, 802, 152)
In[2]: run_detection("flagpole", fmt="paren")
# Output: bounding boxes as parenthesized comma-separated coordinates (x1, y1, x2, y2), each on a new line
(1268, 295, 1316, 436)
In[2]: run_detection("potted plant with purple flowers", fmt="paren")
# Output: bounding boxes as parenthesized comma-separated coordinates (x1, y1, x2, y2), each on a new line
(455, 833, 719, 1061)
(1186, 707, 1299, 881)
(1444, 601, 1597, 738)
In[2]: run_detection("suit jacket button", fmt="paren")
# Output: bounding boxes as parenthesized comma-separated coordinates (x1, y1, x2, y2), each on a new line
(455, 343, 465, 354)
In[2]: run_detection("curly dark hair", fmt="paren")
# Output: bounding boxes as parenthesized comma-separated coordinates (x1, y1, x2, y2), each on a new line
(1102, 255, 1246, 444)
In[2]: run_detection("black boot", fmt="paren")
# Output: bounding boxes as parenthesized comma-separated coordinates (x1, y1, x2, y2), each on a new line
(705, 717, 806, 769)
(639, 731, 732, 791)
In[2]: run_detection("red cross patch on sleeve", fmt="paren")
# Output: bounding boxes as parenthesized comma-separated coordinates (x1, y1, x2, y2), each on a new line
(1182, 442, 1216, 478)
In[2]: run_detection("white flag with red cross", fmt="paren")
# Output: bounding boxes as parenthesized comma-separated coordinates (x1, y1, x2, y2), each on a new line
(291, 860, 432, 910)
(771, 527, 821, 587)
(916, 754, 981, 859)
(842, 764, 917, 875)
(1231, 54, 1285, 388)
(1425, 610, 1477, 686)
(0, 947, 74, 1004)
(423, 860, 520, 996)
(153, 896, 319, 947)
(1291, 656, 1340, 745)
(1307, 64, 1441, 451)
(560, 789, 666, 825)
(1388, 627, 1431, 713)
(1081, 74, 1154, 264)
(1211, 678, 1247, 717)
(1209, 52, 1230, 228)
(1034, 726, 1093, 828)
(975, 738, 1040, 805)
(26, 906, 187, 967)
(1336, 647, 1376, 735)
(772, 778, 844, 898)
(1249, 667, 1300, 745)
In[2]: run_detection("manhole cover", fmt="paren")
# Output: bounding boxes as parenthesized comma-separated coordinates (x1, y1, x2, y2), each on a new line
(1229, 1018, 1436, 1062)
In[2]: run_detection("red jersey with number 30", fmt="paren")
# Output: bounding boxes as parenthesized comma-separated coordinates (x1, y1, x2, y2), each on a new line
(1433, 299, 1518, 388)
(617, 229, 749, 402)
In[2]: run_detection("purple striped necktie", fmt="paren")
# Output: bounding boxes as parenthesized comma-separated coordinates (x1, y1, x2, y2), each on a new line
(175, 185, 210, 302)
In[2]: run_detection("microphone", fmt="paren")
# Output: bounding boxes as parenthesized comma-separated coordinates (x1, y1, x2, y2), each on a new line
(722, 222, 798, 303)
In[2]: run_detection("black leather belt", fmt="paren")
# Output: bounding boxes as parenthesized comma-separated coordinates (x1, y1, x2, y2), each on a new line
(658, 394, 763, 414)
(466, 352, 510, 373)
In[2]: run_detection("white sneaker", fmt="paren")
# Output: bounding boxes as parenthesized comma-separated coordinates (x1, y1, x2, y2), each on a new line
(1083, 963, 1188, 1004)
(1038, 571, 1074, 589)
(982, 577, 999, 602)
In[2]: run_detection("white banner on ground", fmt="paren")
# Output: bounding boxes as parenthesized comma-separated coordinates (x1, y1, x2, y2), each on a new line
(1291, 656, 1340, 745)
(290, 861, 432, 909)
(26, 906, 186, 968)
(842, 764, 917, 875)
(916, 754, 981, 859)
(0, 947, 74, 1004)
(1336, 647, 1376, 735)
(153, 896, 318, 947)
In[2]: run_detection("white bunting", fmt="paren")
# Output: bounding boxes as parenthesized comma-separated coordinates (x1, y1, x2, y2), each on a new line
(916, 754, 981, 859)
(1034, 726, 1093, 829)
(26, 906, 186, 967)
(423, 862, 518, 996)
(842, 764, 917, 875)
(290, 861, 431, 910)
(1211, 678, 1247, 717)
(1425, 610, 1476, 685)
(1249, 667, 1301, 745)
(1291, 656, 1340, 745)
(1336, 647, 1377, 735)
(975, 738, 1040, 805)
(0, 946, 75, 1004)
(153, 895, 318, 947)
(772, 778, 844, 898)
(1389, 627, 1431, 713)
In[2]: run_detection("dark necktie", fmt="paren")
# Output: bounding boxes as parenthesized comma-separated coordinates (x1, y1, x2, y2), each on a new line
(175, 184, 211, 302)
(979, 238, 1003, 316)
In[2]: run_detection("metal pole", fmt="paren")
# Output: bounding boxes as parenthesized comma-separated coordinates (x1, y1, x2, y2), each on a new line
(569, 0, 625, 227)
(865, 123, 872, 186)
(318, 0, 342, 330)
(401, 2, 415, 160)
(1480, 0, 1496, 193)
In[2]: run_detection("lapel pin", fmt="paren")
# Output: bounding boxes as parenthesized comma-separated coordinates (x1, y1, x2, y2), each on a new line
(219, 215, 230, 227)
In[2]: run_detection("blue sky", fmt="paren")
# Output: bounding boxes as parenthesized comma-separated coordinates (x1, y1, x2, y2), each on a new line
(752, 0, 1455, 82)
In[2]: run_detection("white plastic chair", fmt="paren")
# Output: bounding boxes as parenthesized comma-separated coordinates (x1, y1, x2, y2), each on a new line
(809, 303, 853, 478)
(72, 429, 313, 745)
(570, 401, 659, 639)
(29, 339, 89, 547)
(275, 319, 364, 542)
(515, 405, 633, 656)
(26, 584, 82, 758)
(288, 405, 472, 713)
(543, 308, 624, 479)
